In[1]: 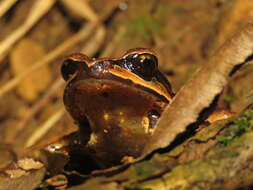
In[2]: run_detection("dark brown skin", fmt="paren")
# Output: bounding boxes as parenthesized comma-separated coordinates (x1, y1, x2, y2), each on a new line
(61, 48, 174, 165)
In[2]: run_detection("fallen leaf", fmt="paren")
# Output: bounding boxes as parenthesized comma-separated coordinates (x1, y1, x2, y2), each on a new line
(17, 158, 43, 170)
(46, 174, 67, 189)
(0, 167, 45, 190)
(10, 39, 52, 102)
(143, 20, 253, 155)
(5, 169, 27, 178)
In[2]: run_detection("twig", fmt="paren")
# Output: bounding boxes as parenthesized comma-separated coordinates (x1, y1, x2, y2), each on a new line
(0, 0, 56, 59)
(60, 0, 98, 22)
(25, 107, 65, 148)
(0, 0, 19, 18)
(81, 25, 106, 56)
(0, 23, 97, 97)
(11, 78, 65, 141)
(60, 0, 106, 56)
(100, 26, 126, 57)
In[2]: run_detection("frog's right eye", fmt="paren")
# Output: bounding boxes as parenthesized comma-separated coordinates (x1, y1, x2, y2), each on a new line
(61, 59, 80, 81)
(61, 54, 90, 81)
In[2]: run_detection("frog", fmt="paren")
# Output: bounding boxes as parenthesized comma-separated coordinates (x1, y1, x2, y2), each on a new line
(59, 48, 175, 166)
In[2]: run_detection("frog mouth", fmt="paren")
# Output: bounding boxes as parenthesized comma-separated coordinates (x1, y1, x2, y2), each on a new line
(102, 73, 170, 103)
(111, 66, 172, 102)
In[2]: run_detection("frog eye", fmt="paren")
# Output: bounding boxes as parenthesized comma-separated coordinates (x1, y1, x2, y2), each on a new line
(131, 53, 158, 81)
(61, 54, 90, 81)
(61, 59, 79, 81)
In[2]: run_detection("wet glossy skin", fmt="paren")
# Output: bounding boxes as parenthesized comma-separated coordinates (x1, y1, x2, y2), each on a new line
(61, 48, 174, 165)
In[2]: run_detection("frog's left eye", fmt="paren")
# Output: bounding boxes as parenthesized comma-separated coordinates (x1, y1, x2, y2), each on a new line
(131, 53, 158, 81)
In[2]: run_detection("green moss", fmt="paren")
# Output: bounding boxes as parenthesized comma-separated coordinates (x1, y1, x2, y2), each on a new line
(126, 178, 165, 190)
(244, 110, 253, 120)
(37, 181, 49, 190)
(217, 110, 253, 146)
(131, 157, 166, 179)
(126, 11, 165, 40)
(223, 94, 238, 103)
(216, 136, 233, 146)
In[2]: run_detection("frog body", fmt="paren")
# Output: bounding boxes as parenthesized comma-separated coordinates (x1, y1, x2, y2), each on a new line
(61, 48, 174, 164)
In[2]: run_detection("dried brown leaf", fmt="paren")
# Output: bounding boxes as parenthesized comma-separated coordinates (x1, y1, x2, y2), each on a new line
(10, 39, 52, 102)
(5, 169, 27, 178)
(0, 0, 56, 58)
(45, 174, 67, 189)
(17, 158, 43, 170)
(143, 20, 253, 155)
(0, 167, 45, 190)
